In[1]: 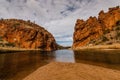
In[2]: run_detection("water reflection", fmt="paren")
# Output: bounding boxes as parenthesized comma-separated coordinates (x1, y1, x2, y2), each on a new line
(74, 49, 120, 70)
(0, 49, 120, 80)
(0, 51, 56, 80)
(55, 50, 75, 63)
(74, 49, 120, 64)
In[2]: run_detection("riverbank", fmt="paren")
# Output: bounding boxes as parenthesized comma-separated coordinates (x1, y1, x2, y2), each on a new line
(1, 43, 120, 53)
(24, 62, 120, 80)
(72, 43, 120, 50)
(0, 47, 42, 53)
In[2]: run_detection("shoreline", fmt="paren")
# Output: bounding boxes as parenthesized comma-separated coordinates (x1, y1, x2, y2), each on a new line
(0, 47, 42, 53)
(72, 43, 120, 50)
(1, 43, 120, 52)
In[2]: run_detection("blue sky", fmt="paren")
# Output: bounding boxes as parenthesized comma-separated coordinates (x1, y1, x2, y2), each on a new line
(0, 0, 120, 46)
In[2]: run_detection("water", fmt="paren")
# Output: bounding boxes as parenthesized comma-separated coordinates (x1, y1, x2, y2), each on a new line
(0, 49, 120, 80)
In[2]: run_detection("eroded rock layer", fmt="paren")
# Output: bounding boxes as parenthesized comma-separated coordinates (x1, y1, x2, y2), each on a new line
(0, 19, 58, 51)
(73, 6, 120, 49)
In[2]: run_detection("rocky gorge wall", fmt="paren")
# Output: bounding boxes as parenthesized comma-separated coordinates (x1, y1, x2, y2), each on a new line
(0, 19, 58, 51)
(72, 6, 120, 49)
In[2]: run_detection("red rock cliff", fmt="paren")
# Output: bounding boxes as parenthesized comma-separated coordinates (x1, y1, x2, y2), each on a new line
(0, 19, 58, 51)
(73, 6, 120, 49)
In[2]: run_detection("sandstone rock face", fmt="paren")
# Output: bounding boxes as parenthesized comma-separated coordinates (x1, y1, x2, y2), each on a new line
(0, 19, 58, 51)
(73, 6, 120, 49)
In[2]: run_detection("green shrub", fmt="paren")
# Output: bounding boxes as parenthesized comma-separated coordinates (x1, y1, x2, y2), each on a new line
(0, 36, 3, 41)
(117, 32, 120, 37)
(0, 18, 3, 21)
(116, 20, 120, 26)
(104, 29, 110, 34)
(5, 43, 15, 47)
(12, 23, 20, 28)
(101, 36, 109, 42)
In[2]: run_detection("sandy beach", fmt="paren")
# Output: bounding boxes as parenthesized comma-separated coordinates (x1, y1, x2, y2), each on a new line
(24, 62, 120, 80)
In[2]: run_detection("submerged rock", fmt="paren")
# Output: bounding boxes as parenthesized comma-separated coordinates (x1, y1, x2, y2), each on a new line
(73, 6, 120, 49)
(0, 19, 58, 51)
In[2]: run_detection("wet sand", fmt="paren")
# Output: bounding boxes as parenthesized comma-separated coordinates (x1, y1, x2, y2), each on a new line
(24, 62, 120, 80)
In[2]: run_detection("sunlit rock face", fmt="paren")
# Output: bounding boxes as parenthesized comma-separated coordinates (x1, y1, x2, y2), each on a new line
(0, 19, 58, 51)
(73, 6, 120, 49)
